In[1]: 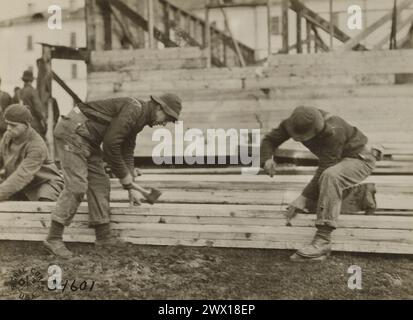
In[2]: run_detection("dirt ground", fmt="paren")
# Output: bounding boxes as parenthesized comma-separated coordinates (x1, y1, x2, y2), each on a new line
(0, 241, 412, 300)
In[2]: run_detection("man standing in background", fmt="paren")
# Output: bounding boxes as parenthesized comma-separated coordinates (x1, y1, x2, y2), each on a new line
(20, 70, 47, 138)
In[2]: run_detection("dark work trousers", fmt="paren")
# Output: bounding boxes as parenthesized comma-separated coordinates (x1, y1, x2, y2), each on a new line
(52, 108, 111, 227)
(315, 150, 376, 228)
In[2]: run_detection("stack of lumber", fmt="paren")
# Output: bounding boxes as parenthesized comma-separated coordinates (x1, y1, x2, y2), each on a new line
(87, 49, 413, 168)
(1, 174, 412, 255)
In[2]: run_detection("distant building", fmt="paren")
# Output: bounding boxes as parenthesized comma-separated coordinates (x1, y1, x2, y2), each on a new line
(0, 4, 86, 115)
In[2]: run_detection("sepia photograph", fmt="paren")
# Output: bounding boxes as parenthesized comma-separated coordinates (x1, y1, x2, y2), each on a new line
(0, 0, 412, 306)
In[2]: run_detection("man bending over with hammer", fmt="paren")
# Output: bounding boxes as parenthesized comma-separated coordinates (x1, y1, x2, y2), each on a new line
(44, 94, 182, 259)
(261, 106, 379, 262)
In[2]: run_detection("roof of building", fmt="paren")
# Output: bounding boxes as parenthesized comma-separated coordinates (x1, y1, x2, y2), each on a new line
(0, 7, 84, 28)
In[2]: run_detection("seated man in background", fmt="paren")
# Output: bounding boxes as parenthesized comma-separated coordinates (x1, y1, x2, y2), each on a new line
(0, 104, 64, 202)
(0, 77, 13, 141)
(261, 106, 379, 262)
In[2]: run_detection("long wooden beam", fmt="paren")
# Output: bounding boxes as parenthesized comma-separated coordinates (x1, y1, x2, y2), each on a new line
(38, 43, 89, 61)
(340, 0, 413, 51)
(52, 72, 83, 104)
(311, 25, 329, 52)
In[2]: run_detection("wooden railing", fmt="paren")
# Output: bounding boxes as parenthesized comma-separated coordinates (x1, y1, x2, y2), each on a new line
(283, 0, 368, 54)
(285, 0, 413, 54)
(158, 0, 256, 67)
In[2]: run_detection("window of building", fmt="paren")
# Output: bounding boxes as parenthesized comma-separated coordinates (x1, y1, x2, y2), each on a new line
(71, 64, 78, 79)
(70, 32, 77, 48)
(271, 16, 280, 35)
(27, 35, 33, 51)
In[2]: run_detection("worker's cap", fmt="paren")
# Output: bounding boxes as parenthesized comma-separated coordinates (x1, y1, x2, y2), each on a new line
(285, 106, 324, 142)
(151, 93, 183, 121)
(4, 104, 33, 124)
(21, 70, 34, 82)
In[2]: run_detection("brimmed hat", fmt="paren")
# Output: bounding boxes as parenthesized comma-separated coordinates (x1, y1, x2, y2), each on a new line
(285, 106, 324, 142)
(151, 93, 182, 120)
(4, 104, 33, 124)
(22, 70, 34, 82)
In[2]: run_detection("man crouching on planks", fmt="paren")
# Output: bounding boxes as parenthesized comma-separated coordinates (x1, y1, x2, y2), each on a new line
(43, 93, 183, 259)
(0, 104, 64, 202)
(260, 106, 380, 262)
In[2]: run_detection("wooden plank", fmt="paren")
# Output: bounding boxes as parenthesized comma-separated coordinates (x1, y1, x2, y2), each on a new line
(147, 0, 154, 49)
(85, 0, 97, 51)
(296, 9, 302, 53)
(1, 210, 412, 230)
(1, 222, 412, 243)
(1, 231, 410, 254)
(97, 0, 112, 50)
(306, 20, 311, 53)
(1, 226, 411, 254)
(104, 189, 413, 211)
(268, 51, 413, 75)
(89, 47, 207, 71)
(340, 0, 413, 51)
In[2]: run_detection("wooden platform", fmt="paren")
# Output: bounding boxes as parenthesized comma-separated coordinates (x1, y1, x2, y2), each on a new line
(1, 174, 412, 255)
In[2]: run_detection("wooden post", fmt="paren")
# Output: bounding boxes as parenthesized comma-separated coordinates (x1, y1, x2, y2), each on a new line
(100, 0, 112, 50)
(46, 99, 55, 160)
(390, 0, 398, 49)
(85, 0, 96, 51)
(306, 20, 311, 53)
(281, 0, 289, 53)
(37, 46, 55, 159)
(163, 1, 171, 40)
(329, 0, 333, 50)
(147, 0, 154, 49)
(205, 5, 211, 68)
(296, 10, 302, 53)
(267, 0, 272, 57)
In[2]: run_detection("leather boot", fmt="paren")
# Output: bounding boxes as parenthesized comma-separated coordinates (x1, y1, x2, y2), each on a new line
(43, 240, 74, 259)
(290, 225, 333, 262)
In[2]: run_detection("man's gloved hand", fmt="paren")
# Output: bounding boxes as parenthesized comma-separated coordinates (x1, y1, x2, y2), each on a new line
(285, 195, 309, 226)
(263, 157, 277, 177)
(128, 189, 141, 206)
